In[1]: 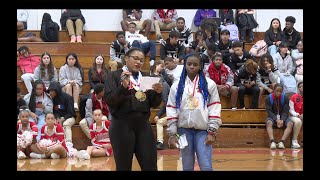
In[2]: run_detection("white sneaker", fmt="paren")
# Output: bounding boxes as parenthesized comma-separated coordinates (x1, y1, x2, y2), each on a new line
(17, 151, 26, 160)
(277, 142, 285, 149)
(77, 150, 90, 160)
(149, 59, 155, 67)
(50, 153, 60, 159)
(74, 103, 79, 111)
(291, 140, 301, 149)
(231, 107, 237, 111)
(270, 142, 277, 149)
(30, 152, 46, 159)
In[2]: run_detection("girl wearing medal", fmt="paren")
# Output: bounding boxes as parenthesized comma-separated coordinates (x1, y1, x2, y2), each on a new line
(265, 83, 293, 149)
(166, 53, 222, 171)
(104, 47, 163, 171)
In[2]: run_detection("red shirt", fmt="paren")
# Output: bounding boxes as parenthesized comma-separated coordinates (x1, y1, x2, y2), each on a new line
(40, 123, 67, 151)
(17, 54, 40, 74)
(290, 93, 303, 115)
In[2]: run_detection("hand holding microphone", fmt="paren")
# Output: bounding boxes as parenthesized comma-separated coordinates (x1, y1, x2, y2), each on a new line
(120, 71, 132, 88)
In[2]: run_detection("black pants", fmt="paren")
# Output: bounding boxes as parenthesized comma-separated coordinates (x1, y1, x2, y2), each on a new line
(109, 116, 157, 171)
(237, 83, 260, 109)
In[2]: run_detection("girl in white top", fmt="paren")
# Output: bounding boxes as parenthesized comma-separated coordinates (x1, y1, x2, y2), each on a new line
(166, 53, 222, 171)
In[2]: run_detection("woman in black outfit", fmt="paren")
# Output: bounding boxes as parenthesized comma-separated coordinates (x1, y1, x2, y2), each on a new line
(104, 47, 163, 171)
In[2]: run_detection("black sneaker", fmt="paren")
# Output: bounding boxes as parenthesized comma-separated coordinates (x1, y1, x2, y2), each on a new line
(156, 142, 165, 150)
(156, 35, 163, 43)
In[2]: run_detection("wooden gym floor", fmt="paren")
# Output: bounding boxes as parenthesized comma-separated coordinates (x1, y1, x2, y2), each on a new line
(17, 148, 303, 171)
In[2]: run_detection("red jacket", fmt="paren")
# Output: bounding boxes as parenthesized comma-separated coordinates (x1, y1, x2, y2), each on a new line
(17, 54, 40, 74)
(153, 9, 177, 22)
(290, 93, 303, 115)
(207, 63, 234, 88)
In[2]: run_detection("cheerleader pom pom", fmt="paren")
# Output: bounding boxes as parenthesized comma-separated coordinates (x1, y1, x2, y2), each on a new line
(17, 131, 33, 149)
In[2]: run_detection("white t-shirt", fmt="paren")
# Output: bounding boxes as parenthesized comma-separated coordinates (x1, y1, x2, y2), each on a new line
(125, 31, 149, 45)
(166, 65, 184, 84)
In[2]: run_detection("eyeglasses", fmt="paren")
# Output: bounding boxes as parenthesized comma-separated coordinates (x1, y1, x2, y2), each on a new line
(129, 56, 145, 63)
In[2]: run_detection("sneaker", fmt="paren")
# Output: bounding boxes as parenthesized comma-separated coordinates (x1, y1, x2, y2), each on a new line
(277, 141, 285, 149)
(17, 151, 26, 160)
(30, 152, 46, 159)
(74, 103, 79, 111)
(291, 140, 301, 149)
(156, 142, 165, 150)
(231, 107, 237, 111)
(270, 142, 277, 149)
(76, 35, 82, 43)
(50, 153, 60, 159)
(70, 35, 76, 43)
(149, 59, 155, 67)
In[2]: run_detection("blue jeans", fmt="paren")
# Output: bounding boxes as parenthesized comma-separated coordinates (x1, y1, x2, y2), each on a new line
(29, 112, 46, 141)
(178, 128, 213, 171)
(268, 45, 278, 57)
(132, 40, 156, 61)
(240, 28, 254, 41)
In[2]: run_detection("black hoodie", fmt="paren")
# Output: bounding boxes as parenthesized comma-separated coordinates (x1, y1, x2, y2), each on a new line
(48, 82, 76, 119)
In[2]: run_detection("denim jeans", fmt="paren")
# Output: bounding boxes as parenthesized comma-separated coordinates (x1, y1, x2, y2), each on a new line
(131, 40, 156, 61)
(268, 45, 278, 57)
(178, 128, 213, 171)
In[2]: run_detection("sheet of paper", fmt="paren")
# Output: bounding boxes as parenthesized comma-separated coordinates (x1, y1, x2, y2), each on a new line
(140, 77, 161, 92)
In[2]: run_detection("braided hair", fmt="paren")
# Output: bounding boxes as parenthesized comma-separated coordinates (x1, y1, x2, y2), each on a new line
(175, 53, 210, 109)
(28, 80, 46, 113)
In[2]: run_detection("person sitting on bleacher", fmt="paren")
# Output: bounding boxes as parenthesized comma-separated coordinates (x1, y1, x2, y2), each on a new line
(88, 55, 110, 93)
(272, 42, 293, 75)
(236, 9, 257, 43)
(202, 20, 219, 48)
(193, 9, 217, 30)
(171, 17, 193, 54)
(219, 9, 234, 26)
(48, 81, 76, 146)
(60, 9, 86, 43)
(283, 16, 301, 51)
(125, 22, 156, 73)
(200, 43, 218, 70)
(160, 31, 185, 64)
(110, 32, 131, 71)
(190, 30, 207, 55)
(150, 60, 171, 150)
(264, 18, 286, 56)
(33, 52, 58, 91)
(164, 57, 184, 85)
(121, 9, 151, 38)
(152, 9, 178, 42)
(265, 83, 293, 149)
(59, 53, 84, 110)
(24, 80, 53, 141)
(215, 29, 234, 64)
(17, 46, 40, 94)
(291, 40, 303, 82)
(289, 81, 303, 149)
(228, 41, 256, 73)
(79, 83, 109, 139)
(234, 59, 260, 109)
(205, 54, 238, 110)
(256, 54, 280, 107)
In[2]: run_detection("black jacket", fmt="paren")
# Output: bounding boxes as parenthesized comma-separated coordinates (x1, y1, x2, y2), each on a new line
(265, 94, 289, 121)
(48, 82, 76, 119)
(228, 51, 256, 73)
(264, 29, 286, 47)
(215, 40, 233, 64)
(104, 69, 162, 120)
(160, 38, 185, 60)
(283, 28, 301, 50)
(60, 9, 86, 30)
(234, 65, 257, 85)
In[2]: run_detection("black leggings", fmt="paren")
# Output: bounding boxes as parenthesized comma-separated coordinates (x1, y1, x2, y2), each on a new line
(109, 117, 157, 171)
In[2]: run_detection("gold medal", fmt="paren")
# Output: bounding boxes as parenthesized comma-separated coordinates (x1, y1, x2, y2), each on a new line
(192, 97, 199, 108)
(135, 91, 146, 102)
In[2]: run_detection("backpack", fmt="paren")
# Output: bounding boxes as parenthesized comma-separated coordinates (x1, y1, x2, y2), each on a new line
(279, 73, 297, 94)
(269, 93, 285, 107)
(40, 13, 60, 42)
(220, 24, 239, 41)
(79, 93, 92, 119)
(249, 40, 267, 57)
